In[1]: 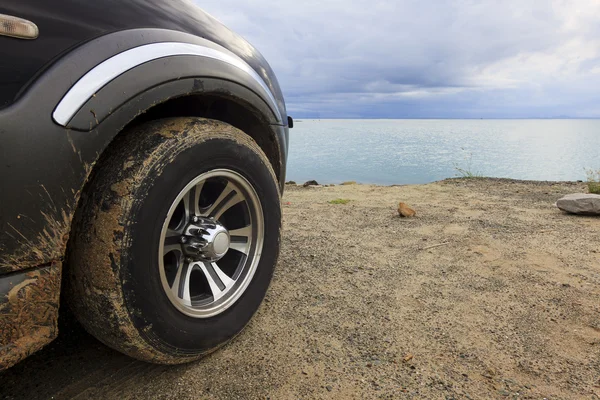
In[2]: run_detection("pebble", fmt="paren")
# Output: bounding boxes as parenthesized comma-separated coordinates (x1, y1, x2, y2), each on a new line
(398, 202, 416, 217)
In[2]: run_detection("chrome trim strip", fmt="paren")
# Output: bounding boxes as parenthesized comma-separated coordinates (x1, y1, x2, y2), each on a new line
(52, 42, 281, 126)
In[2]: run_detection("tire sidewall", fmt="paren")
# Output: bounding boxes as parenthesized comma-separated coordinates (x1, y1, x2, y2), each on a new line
(121, 125, 281, 354)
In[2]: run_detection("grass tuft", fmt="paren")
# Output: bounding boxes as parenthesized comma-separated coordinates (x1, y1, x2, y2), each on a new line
(585, 168, 600, 194)
(453, 148, 483, 178)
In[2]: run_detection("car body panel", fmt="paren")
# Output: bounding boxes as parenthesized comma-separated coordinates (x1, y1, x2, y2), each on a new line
(0, 26, 288, 271)
(0, 262, 61, 370)
(0, 0, 287, 120)
(0, 1, 289, 370)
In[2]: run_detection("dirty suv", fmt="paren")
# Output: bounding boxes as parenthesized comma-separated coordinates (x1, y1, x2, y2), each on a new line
(0, 0, 290, 370)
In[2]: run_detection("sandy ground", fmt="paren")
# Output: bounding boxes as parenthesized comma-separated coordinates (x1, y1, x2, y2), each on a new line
(1, 178, 600, 399)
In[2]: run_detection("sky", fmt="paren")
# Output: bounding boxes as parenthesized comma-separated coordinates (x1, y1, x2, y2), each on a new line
(197, 0, 600, 119)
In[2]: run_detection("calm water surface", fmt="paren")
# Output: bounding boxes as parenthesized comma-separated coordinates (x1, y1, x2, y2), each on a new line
(287, 119, 600, 185)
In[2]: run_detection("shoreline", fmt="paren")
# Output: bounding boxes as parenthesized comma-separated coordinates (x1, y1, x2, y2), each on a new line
(2, 178, 599, 398)
(287, 176, 589, 188)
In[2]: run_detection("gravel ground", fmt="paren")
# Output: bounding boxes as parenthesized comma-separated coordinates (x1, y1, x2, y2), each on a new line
(1, 178, 600, 399)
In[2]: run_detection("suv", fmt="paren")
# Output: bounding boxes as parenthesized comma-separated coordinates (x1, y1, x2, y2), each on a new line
(0, 0, 290, 370)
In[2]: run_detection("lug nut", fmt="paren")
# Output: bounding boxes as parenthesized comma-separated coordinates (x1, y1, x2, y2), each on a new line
(191, 215, 199, 223)
(180, 236, 187, 243)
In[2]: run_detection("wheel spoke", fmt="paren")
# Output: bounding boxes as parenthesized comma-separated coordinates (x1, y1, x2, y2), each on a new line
(199, 262, 234, 301)
(163, 243, 182, 255)
(229, 240, 249, 255)
(166, 228, 181, 238)
(177, 181, 206, 225)
(163, 230, 183, 255)
(171, 261, 193, 304)
(214, 192, 244, 219)
(191, 181, 204, 217)
(204, 182, 244, 219)
(181, 190, 192, 222)
(229, 225, 252, 241)
(183, 193, 192, 221)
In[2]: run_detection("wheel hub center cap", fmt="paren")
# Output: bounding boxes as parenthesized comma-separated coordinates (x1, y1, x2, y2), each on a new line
(212, 232, 230, 255)
(182, 217, 230, 261)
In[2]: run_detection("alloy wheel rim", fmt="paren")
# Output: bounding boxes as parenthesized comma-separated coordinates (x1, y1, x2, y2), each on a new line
(158, 169, 264, 318)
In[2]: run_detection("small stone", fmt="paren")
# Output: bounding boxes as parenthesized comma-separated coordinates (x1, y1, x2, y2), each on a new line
(303, 180, 319, 187)
(482, 371, 494, 379)
(398, 202, 416, 217)
(326, 386, 332, 392)
(556, 193, 600, 215)
(403, 353, 414, 362)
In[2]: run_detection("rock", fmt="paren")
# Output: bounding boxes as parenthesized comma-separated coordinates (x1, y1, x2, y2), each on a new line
(556, 193, 600, 215)
(403, 353, 413, 362)
(285, 180, 296, 185)
(303, 180, 319, 187)
(398, 202, 416, 217)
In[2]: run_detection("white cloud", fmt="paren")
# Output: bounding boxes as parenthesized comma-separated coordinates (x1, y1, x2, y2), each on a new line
(197, 0, 600, 117)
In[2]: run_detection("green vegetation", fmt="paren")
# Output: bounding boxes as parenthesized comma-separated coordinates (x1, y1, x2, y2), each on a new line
(328, 198, 351, 204)
(453, 148, 483, 178)
(340, 181, 357, 185)
(586, 168, 600, 194)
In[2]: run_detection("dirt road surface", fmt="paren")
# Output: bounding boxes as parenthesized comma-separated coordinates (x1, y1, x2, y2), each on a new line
(1, 179, 599, 399)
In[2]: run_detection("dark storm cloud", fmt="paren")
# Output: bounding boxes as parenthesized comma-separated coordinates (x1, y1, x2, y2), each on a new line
(197, 0, 600, 118)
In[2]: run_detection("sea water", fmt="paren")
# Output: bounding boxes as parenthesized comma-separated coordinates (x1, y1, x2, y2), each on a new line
(286, 119, 600, 185)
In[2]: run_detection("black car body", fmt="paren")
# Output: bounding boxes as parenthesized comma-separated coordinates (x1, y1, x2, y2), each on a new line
(0, 0, 289, 370)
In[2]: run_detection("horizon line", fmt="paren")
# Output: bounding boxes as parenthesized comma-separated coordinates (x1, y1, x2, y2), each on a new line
(291, 117, 600, 120)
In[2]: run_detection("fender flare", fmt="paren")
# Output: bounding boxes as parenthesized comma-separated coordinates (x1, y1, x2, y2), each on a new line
(53, 39, 283, 130)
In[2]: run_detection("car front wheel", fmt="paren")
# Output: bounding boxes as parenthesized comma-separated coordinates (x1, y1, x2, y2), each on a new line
(67, 117, 281, 363)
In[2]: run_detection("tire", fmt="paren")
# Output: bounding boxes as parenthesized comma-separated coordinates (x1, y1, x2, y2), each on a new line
(66, 117, 281, 364)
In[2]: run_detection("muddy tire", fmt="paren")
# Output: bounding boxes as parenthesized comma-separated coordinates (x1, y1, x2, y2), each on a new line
(66, 117, 281, 364)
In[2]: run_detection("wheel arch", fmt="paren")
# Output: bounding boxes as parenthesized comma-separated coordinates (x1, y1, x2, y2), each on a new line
(58, 30, 289, 192)
(96, 87, 286, 190)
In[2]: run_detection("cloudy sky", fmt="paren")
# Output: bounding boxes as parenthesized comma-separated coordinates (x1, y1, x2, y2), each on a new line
(198, 0, 600, 119)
